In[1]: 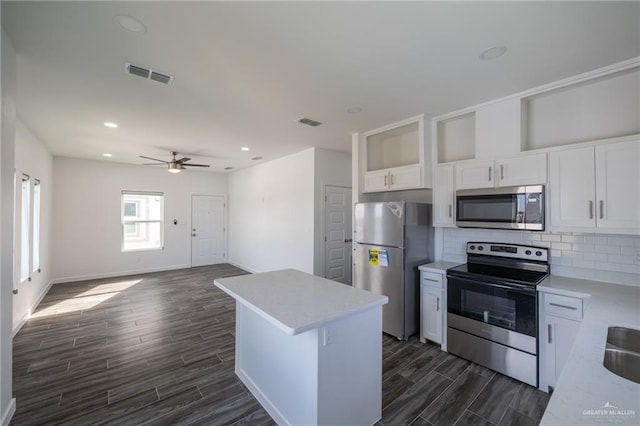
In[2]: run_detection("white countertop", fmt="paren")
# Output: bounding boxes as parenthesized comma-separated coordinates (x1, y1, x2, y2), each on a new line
(539, 276, 640, 425)
(214, 269, 388, 336)
(418, 261, 461, 274)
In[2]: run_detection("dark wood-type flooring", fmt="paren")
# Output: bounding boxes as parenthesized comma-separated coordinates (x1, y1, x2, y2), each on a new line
(12, 264, 550, 425)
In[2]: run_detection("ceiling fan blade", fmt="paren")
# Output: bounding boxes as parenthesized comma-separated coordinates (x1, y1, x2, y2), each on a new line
(140, 155, 169, 163)
(182, 164, 210, 168)
(176, 157, 191, 163)
(142, 163, 167, 166)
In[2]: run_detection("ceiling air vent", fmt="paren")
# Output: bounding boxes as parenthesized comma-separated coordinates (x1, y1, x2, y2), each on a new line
(125, 62, 174, 85)
(297, 117, 322, 127)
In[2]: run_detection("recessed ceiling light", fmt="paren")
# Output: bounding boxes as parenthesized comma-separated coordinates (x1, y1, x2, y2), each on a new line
(104, 122, 118, 128)
(251, 156, 263, 161)
(241, 147, 250, 151)
(102, 153, 113, 157)
(347, 107, 362, 114)
(479, 46, 507, 61)
(115, 15, 147, 34)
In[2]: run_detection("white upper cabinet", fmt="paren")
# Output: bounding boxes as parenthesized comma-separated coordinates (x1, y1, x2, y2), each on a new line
(362, 115, 430, 193)
(595, 141, 640, 230)
(549, 139, 640, 232)
(433, 165, 455, 227)
(455, 153, 547, 190)
(455, 160, 495, 190)
(496, 153, 547, 187)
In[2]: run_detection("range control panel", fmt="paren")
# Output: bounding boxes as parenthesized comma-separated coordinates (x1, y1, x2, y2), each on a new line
(466, 242, 548, 262)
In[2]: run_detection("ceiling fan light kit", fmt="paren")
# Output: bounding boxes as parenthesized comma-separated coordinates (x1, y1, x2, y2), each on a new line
(139, 151, 210, 173)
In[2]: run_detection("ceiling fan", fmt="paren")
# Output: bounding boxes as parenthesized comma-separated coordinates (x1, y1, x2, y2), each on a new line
(140, 151, 210, 173)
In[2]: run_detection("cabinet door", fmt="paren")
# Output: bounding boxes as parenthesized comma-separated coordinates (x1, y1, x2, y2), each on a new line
(421, 286, 442, 344)
(455, 160, 495, 190)
(363, 170, 389, 193)
(595, 140, 640, 230)
(390, 165, 421, 191)
(433, 165, 455, 226)
(497, 153, 547, 187)
(549, 147, 596, 228)
(543, 315, 581, 389)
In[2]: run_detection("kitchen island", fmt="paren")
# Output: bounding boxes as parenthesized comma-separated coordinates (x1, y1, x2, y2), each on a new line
(214, 269, 388, 426)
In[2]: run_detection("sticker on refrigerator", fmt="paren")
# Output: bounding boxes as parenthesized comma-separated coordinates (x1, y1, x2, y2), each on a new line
(368, 249, 388, 267)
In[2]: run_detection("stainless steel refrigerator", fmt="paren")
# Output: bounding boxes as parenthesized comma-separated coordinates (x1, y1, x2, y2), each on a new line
(353, 201, 433, 340)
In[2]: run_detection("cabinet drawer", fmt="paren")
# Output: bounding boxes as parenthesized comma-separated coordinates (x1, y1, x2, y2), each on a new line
(543, 293, 583, 320)
(422, 272, 443, 287)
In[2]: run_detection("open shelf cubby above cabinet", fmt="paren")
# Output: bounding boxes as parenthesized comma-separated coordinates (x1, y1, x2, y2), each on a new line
(436, 112, 475, 164)
(366, 121, 420, 172)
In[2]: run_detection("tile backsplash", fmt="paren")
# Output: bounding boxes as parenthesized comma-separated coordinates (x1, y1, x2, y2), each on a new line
(441, 228, 640, 286)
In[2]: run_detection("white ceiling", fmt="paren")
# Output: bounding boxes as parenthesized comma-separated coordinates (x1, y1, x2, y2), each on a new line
(3, 1, 639, 172)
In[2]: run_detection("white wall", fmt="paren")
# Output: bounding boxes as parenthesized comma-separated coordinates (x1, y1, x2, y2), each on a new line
(313, 148, 351, 276)
(51, 157, 227, 282)
(228, 148, 315, 273)
(13, 119, 53, 333)
(441, 228, 640, 286)
(0, 26, 17, 425)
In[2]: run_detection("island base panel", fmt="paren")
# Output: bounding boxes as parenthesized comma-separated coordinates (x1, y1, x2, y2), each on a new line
(235, 303, 383, 426)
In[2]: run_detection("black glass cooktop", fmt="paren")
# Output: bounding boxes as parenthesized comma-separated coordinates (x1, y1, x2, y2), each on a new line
(447, 262, 548, 286)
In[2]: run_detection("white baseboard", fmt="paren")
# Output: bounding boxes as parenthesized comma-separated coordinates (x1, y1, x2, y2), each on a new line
(13, 278, 55, 336)
(1, 398, 16, 426)
(227, 260, 259, 274)
(50, 264, 191, 284)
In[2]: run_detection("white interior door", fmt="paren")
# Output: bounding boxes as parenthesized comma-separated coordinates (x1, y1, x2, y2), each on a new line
(324, 186, 352, 284)
(191, 195, 225, 267)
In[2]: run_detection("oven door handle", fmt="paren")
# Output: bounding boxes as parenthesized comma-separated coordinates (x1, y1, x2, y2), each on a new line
(447, 275, 536, 295)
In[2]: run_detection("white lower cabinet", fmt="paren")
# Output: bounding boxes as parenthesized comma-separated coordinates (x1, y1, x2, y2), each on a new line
(538, 292, 584, 392)
(420, 269, 446, 349)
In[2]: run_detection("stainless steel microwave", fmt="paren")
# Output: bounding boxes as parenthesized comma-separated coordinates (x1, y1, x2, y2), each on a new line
(455, 185, 544, 230)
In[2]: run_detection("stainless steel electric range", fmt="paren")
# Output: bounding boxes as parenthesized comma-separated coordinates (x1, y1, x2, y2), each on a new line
(446, 242, 550, 387)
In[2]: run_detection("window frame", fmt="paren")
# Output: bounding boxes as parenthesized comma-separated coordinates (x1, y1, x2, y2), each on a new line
(121, 191, 164, 252)
(20, 174, 30, 282)
(32, 179, 41, 273)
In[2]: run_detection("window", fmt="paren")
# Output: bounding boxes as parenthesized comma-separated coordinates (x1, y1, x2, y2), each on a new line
(20, 174, 30, 281)
(121, 191, 164, 251)
(32, 180, 41, 272)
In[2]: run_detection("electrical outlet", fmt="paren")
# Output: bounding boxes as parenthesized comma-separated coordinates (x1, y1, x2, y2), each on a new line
(323, 327, 334, 346)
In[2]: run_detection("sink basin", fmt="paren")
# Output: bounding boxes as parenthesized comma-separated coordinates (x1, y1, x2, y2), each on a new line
(607, 326, 640, 353)
(603, 326, 640, 384)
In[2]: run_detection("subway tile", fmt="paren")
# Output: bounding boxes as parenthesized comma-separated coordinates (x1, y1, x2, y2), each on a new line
(583, 252, 607, 262)
(550, 250, 561, 258)
(584, 236, 608, 245)
(619, 264, 640, 274)
(560, 250, 583, 259)
(522, 233, 541, 241)
(607, 237, 636, 247)
(551, 242, 572, 251)
(561, 235, 584, 244)
(607, 254, 637, 265)
(541, 234, 561, 242)
(595, 245, 622, 254)
(595, 262, 621, 272)
(572, 259, 596, 269)
(572, 243, 595, 253)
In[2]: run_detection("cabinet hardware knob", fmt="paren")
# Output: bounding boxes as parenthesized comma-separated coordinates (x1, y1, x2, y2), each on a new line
(488, 166, 492, 181)
(500, 164, 504, 180)
(548, 324, 553, 344)
(436, 297, 440, 312)
(448, 204, 452, 218)
(384, 174, 388, 186)
(589, 201, 594, 219)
